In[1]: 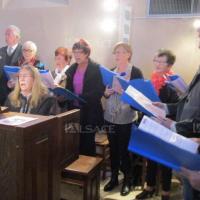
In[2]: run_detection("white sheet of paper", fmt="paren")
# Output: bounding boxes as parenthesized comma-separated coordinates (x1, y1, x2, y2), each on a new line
(40, 71, 55, 89)
(139, 116, 199, 154)
(125, 85, 166, 118)
(0, 115, 38, 126)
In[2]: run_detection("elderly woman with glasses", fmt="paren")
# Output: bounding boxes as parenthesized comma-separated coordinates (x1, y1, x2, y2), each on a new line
(16, 41, 46, 70)
(65, 39, 104, 156)
(135, 49, 179, 200)
(5, 65, 59, 115)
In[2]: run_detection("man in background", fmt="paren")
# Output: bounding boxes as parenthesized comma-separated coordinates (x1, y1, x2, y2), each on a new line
(0, 25, 22, 105)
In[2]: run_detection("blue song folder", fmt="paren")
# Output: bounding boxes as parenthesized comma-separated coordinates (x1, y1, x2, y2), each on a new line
(128, 125, 200, 171)
(120, 79, 161, 117)
(118, 78, 160, 101)
(52, 87, 86, 103)
(4, 65, 20, 80)
(99, 65, 117, 87)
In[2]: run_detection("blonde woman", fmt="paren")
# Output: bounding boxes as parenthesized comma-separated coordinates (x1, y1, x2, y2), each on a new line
(103, 42, 143, 196)
(5, 65, 59, 115)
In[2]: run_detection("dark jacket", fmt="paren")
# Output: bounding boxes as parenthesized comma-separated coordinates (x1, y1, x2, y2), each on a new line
(65, 59, 104, 126)
(158, 84, 179, 121)
(0, 44, 22, 105)
(167, 67, 200, 137)
(5, 93, 59, 116)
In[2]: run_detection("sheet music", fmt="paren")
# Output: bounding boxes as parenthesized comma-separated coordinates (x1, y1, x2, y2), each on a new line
(0, 115, 38, 126)
(139, 116, 199, 154)
(40, 70, 55, 89)
(125, 85, 166, 118)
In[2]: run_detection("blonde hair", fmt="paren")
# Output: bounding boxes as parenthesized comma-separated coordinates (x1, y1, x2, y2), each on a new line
(9, 65, 48, 109)
(113, 42, 133, 62)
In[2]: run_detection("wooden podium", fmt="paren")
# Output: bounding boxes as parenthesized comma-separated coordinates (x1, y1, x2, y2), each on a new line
(0, 110, 80, 200)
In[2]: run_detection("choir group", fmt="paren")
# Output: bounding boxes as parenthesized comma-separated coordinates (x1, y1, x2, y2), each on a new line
(0, 25, 200, 200)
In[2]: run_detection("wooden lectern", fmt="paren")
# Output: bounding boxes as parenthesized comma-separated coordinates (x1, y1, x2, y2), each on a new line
(0, 109, 80, 200)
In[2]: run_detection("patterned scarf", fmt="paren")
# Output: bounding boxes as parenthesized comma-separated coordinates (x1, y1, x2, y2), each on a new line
(18, 56, 37, 66)
(151, 70, 174, 95)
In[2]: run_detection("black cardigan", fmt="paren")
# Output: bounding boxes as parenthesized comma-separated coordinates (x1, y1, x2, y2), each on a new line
(5, 94, 59, 116)
(65, 59, 105, 126)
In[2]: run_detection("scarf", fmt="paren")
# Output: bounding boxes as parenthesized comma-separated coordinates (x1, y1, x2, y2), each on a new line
(151, 70, 174, 95)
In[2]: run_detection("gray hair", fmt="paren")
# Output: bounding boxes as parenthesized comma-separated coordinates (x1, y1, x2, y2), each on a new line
(22, 41, 37, 54)
(6, 25, 21, 39)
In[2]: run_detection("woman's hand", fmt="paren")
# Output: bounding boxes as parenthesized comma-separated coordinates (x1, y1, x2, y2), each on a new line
(180, 167, 200, 191)
(191, 138, 200, 144)
(151, 116, 176, 129)
(152, 102, 166, 111)
(104, 86, 114, 98)
(7, 79, 16, 88)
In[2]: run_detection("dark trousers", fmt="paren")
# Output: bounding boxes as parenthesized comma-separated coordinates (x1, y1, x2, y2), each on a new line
(146, 159, 172, 192)
(79, 125, 96, 157)
(106, 121, 132, 177)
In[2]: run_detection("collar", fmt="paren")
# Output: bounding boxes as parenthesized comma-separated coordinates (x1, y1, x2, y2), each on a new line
(55, 65, 69, 75)
(7, 43, 18, 51)
(20, 92, 32, 100)
(114, 65, 132, 80)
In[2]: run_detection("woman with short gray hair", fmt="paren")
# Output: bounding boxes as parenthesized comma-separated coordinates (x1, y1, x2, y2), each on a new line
(16, 41, 46, 70)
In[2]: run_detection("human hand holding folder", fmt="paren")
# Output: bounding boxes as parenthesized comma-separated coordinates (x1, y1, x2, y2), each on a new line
(104, 86, 114, 98)
(151, 116, 176, 130)
(128, 115, 200, 171)
(180, 167, 200, 191)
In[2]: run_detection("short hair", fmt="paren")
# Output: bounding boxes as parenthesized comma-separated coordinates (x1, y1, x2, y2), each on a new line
(72, 39, 91, 56)
(157, 49, 176, 66)
(22, 41, 37, 54)
(113, 42, 133, 62)
(6, 25, 21, 39)
(55, 47, 71, 63)
(9, 65, 48, 109)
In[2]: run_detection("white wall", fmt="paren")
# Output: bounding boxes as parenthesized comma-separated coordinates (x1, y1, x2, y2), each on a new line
(130, 0, 200, 83)
(0, 0, 122, 69)
(1, 0, 199, 83)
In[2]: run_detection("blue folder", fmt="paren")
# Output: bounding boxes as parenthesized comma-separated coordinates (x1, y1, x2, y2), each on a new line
(4, 65, 20, 80)
(52, 87, 86, 103)
(168, 75, 179, 81)
(120, 79, 161, 117)
(99, 65, 117, 87)
(128, 126, 200, 171)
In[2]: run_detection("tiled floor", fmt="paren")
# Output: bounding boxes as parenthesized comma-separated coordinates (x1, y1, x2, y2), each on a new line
(61, 175, 183, 200)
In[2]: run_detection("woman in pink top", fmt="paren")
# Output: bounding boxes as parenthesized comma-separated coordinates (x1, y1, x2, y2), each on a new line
(65, 39, 104, 156)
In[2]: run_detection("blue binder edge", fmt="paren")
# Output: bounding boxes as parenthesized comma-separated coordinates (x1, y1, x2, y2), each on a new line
(99, 65, 117, 87)
(51, 87, 86, 103)
(128, 125, 200, 171)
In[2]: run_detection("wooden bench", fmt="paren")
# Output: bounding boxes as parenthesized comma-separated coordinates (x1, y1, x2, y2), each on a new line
(62, 155, 103, 200)
(95, 133, 110, 180)
(0, 106, 9, 113)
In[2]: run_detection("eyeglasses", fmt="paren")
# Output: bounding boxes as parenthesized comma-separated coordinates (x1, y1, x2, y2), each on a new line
(153, 59, 168, 64)
(19, 74, 33, 78)
(73, 50, 84, 54)
(22, 49, 33, 53)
